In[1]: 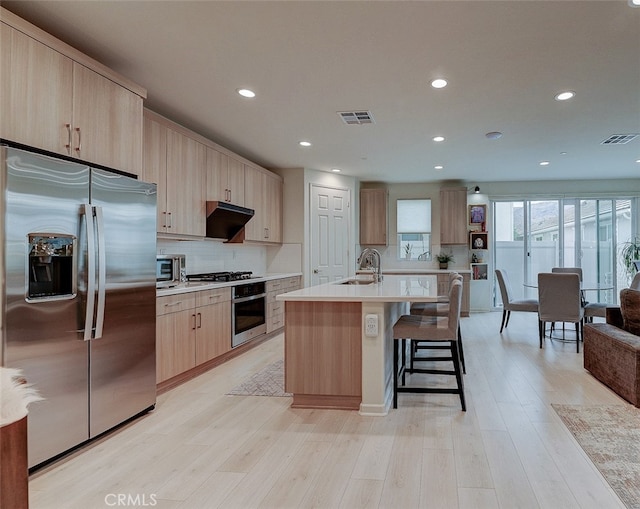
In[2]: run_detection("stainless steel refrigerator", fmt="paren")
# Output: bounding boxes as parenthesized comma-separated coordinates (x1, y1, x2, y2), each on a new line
(1, 145, 157, 469)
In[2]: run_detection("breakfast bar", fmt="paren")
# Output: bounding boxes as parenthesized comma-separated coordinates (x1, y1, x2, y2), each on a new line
(276, 274, 439, 416)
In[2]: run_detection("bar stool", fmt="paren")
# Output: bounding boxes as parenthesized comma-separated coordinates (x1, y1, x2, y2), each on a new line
(409, 272, 465, 373)
(392, 279, 465, 411)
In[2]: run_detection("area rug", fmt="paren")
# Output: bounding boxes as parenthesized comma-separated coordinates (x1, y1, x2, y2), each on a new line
(552, 404, 640, 509)
(226, 359, 291, 397)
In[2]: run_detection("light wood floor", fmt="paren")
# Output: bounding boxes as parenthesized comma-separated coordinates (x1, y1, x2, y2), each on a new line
(29, 312, 629, 509)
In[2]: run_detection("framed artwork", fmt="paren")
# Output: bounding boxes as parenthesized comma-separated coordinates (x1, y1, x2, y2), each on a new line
(469, 204, 486, 225)
(470, 232, 488, 250)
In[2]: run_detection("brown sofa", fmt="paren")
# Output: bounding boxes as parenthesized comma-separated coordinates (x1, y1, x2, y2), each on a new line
(583, 288, 640, 407)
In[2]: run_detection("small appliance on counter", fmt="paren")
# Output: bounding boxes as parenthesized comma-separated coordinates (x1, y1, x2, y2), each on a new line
(156, 254, 186, 288)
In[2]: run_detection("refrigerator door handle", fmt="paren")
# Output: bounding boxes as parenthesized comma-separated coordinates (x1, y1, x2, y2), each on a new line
(82, 204, 97, 340)
(94, 206, 106, 339)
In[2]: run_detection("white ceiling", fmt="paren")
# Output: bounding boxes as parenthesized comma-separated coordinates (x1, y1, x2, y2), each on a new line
(3, 1, 640, 184)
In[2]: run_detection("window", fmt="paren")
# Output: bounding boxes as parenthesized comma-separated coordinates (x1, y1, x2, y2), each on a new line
(396, 199, 431, 260)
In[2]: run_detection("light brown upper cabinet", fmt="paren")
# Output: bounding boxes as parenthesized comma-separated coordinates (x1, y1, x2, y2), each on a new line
(243, 164, 283, 243)
(143, 110, 205, 237)
(360, 188, 388, 245)
(0, 13, 145, 176)
(440, 187, 468, 244)
(165, 130, 206, 237)
(207, 148, 245, 206)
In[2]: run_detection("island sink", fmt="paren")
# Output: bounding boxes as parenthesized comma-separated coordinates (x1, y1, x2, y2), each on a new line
(338, 279, 375, 285)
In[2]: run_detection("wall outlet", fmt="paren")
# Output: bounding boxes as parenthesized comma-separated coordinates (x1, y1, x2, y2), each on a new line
(365, 314, 378, 337)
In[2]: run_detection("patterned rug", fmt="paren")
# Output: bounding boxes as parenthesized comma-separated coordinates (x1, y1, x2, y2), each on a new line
(226, 359, 291, 397)
(552, 404, 640, 509)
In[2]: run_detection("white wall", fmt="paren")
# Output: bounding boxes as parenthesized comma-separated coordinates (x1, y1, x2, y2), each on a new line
(269, 168, 358, 286)
(157, 177, 639, 286)
(157, 238, 267, 276)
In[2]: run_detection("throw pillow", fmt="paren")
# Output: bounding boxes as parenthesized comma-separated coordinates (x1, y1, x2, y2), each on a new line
(620, 288, 640, 336)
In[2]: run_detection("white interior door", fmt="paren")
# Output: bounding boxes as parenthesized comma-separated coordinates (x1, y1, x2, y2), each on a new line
(310, 184, 350, 286)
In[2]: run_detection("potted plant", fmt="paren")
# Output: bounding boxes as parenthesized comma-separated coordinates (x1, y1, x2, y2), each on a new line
(620, 236, 640, 284)
(403, 243, 412, 260)
(436, 252, 454, 269)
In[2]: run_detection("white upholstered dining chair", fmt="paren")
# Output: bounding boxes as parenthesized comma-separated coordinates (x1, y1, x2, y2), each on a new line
(495, 269, 539, 333)
(538, 272, 584, 353)
(551, 267, 607, 322)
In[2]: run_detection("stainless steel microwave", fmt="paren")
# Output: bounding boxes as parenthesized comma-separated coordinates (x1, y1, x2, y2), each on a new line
(156, 254, 186, 288)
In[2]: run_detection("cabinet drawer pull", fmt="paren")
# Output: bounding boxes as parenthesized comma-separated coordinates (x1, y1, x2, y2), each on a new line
(208, 294, 221, 300)
(197, 312, 202, 328)
(164, 301, 183, 307)
(167, 212, 172, 228)
(192, 313, 197, 330)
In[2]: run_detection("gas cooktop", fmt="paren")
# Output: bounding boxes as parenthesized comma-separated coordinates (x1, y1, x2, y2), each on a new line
(186, 271, 254, 282)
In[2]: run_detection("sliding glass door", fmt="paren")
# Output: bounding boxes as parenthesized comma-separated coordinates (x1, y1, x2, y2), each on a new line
(493, 197, 636, 308)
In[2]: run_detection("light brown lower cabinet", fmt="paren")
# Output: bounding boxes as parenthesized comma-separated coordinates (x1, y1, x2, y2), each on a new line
(156, 288, 231, 384)
(156, 301, 196, 384)
(195, 289, 231, 365)
(266, 276, 301, 333)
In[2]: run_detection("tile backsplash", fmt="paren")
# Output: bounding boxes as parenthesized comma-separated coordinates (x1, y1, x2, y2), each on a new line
(158, 239, 267, 276)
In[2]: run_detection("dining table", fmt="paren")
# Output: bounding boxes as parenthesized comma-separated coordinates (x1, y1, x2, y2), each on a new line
(524, 277, 613, 340)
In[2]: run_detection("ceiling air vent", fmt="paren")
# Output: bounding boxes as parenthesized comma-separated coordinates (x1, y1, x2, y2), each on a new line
(601, 134, 639, 145)
(338, 111, 374, 125)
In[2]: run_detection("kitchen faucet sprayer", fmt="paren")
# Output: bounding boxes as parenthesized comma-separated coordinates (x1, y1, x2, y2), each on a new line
(358, 248, 382, 283)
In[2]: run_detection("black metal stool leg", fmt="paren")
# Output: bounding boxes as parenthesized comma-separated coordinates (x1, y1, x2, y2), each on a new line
(457, 327, 466, 374)
(393, 339, 399, 409)
(451, 340, 466, 411)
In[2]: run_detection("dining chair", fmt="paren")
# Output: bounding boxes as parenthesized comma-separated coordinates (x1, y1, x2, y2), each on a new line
(552, 267, 606, 322)
(538, 272, 584, 353)
(410, 272, 465, 373)
(392, 279, 465, 411)
(495, 269, 539, 332)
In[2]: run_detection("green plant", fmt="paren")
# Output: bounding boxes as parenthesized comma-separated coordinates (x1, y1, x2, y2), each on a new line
(436, 252, 454, 263)
(403, 243, 412, 257)
(620, 236, 640, 283)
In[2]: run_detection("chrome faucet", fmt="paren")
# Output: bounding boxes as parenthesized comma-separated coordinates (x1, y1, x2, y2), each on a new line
(358, 248, 383, 283)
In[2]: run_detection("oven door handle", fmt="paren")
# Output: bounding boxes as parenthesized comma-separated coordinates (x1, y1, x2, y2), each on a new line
(233, 293, 266, 304)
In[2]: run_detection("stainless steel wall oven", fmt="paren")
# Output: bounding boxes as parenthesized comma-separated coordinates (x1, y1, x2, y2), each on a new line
(232, 281, 266, 347)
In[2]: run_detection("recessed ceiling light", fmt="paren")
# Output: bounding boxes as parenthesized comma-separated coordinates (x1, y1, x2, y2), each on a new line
(539, 161, 550, 166)
(299, 141, 311, 147)
(237, 88, 255, 98)
(434, 165, 444, 170)
(629, 0, 640, 7)
(555, 91, 575, 101)
(485, 131, 502, 140)
(433, 136, 445, 142)
(430, 78, 448, 89)
(560, 152, 568, 155)
(331, 168, 341, 173)
(636, 158, 640, 163)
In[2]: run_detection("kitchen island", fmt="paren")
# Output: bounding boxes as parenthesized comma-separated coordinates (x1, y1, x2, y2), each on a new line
(276, 274, 439, 416)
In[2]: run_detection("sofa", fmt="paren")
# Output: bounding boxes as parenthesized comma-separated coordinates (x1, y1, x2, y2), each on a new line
(583, 288, 640, 407)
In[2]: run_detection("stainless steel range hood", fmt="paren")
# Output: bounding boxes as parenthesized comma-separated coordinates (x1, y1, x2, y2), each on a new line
(205, 201, 255, 242)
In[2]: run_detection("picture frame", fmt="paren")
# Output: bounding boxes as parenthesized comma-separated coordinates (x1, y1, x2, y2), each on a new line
(469, 204, 486, 225)
(470, 232, 488, 250)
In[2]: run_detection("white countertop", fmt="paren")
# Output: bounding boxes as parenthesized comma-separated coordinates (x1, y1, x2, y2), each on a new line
(276, 274, 439, 303)
(372, 268, 472, 274)
(156, 272, 302, 297)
